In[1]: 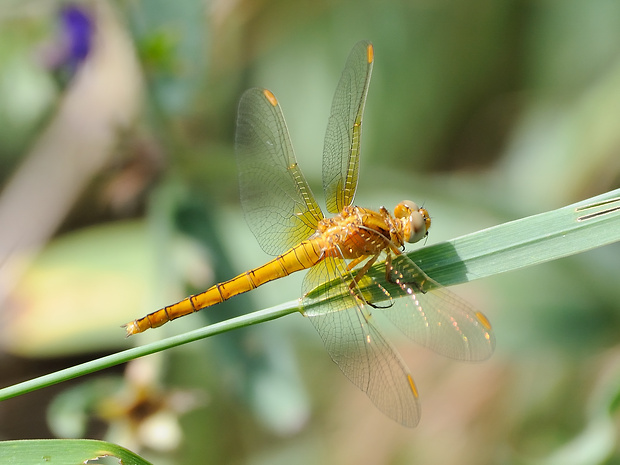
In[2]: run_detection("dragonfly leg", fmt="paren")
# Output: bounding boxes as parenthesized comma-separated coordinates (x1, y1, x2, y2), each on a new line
(367, 298, 393, 310)
(384, 252, 427, 294)
(347, 253, 393, 309)
(353, 253, 394, 309)
(346, 252, 392, 309)
(346, 255, 367, 272)
(348, 253, 380, 290)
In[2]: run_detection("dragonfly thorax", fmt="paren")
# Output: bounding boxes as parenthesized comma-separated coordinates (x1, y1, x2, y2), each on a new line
(312, 202, 431, 260)
(313, 205, 394, 259)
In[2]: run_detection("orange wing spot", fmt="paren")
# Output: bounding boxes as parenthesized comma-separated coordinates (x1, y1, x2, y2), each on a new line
(263, 89, 278, 106)
(406, 374, 419, 398)
(475, 311, 492, 331)
(366, 43, 374, 64)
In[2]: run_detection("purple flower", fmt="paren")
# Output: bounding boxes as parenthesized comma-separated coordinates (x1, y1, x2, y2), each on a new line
(39, 4, 94, 78)
(60, 4, 93, 70)
(59, 4, 94, 73)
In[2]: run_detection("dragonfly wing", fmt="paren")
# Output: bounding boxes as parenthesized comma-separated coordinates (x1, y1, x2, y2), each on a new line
(323, 40, 374, 213)
(236, 88, 324, 256)
(302, 256, 421, 427)
(377, 253, 495, 362)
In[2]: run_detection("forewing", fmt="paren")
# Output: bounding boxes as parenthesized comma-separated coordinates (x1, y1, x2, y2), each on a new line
(235, 88, 324, 255)
(380, 253, 495, 361)
(323, 40, 374, 213)
(302, 256, 421, 427)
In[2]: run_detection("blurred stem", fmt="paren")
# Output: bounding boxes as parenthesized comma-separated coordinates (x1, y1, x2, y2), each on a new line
(0, 303, 299, 401)
(0, 188, 619, 401)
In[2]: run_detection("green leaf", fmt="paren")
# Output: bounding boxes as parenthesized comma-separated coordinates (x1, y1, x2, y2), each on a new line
(0, 439, 152, 465)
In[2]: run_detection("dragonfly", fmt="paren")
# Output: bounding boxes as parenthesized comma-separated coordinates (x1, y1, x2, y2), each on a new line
(124, 40, 495, 427)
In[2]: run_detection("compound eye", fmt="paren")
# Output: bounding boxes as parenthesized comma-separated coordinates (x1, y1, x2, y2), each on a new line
(394, 200, 419, 219)
(395, 201, 431, 244)
(405, 210, 426, 243)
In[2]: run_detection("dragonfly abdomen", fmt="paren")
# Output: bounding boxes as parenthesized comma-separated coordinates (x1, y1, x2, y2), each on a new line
(124, 239, 324, 336)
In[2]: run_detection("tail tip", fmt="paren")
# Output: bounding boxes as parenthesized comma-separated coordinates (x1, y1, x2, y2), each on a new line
(122, 321, 139, 337)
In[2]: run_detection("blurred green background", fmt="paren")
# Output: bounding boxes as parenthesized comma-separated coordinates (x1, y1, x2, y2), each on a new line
(1, 0, 619, 464)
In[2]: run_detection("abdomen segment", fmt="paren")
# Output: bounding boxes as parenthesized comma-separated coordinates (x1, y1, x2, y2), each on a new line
(124, 239, 323, 336)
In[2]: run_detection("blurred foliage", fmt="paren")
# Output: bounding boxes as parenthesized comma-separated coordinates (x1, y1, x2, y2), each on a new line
(0, 0, 619, 464)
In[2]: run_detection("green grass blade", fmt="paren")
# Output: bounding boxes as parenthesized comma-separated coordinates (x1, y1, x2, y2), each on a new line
(407, 188, 620, 286)
(0, 189, 618, 400)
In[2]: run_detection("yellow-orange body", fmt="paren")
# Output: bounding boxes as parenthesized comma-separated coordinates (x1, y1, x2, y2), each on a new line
(124, 205, 413, 335)
(121, 41, 496, 429)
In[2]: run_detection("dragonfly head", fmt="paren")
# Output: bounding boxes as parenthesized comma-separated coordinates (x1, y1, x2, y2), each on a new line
(394, 200, 431, 244)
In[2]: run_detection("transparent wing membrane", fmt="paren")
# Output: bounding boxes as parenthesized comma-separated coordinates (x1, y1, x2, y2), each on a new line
(303, 256, 422, 427)
(300, 249, 495, 426)
(227, 42, 492, 428)
(353, 252, 495, 361)
(323, 40, 374, 213)
(235, 88, 324, 255)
